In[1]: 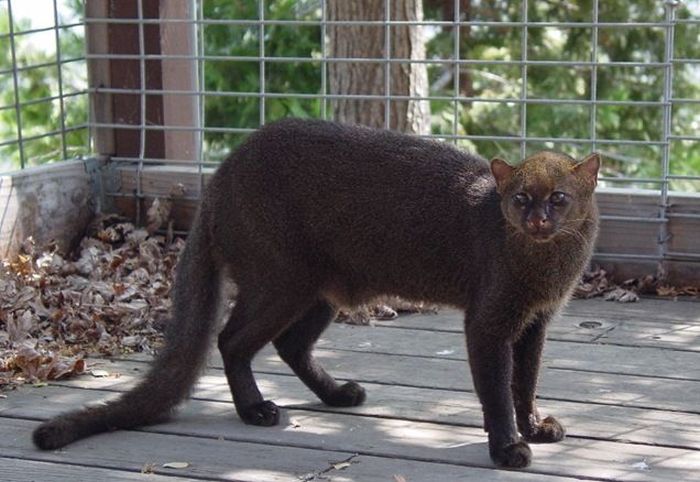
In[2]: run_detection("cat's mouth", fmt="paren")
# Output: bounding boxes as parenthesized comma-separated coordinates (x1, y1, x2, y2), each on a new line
(529, 232, 555, 242)
(523, 227, 557, 243)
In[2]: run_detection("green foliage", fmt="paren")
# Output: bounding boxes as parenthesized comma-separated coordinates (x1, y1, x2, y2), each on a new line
(0, 5, 88, 171)
(424, 0, 700, 190)
(201, 0, 322, 160)
(3, 0, 698, 191)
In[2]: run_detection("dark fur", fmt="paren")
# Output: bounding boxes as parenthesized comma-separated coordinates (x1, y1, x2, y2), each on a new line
(33, 119, 599, 468)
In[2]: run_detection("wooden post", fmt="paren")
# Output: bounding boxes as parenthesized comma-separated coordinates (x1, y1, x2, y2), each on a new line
(86, 0, 198, 162)
(160, 0, 200, 163)
(85, 0, 165, 159)
(85, 0, 113, 155)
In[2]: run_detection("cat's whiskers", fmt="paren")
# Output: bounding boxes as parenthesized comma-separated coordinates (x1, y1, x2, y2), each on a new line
(564, 217, 595, 224)
(558, 226, 587, 244)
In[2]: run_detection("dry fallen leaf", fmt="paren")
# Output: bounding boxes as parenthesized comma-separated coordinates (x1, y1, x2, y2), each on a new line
(146, 184, 186, 235)
(573, 264, 697, 302)
(337, 295, 439, 325)
(604, 288, 639, 303)
(0, 209, 187, 388)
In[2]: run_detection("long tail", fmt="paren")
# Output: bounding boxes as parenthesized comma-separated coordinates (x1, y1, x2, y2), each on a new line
(33, 213, 220, 450)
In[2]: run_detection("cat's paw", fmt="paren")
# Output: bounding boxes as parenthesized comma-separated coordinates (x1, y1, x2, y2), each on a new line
(523, 416, 566, 443)
(322, 381, 366, 407)
(489, 440, 532, 468)
(239, 400, 280, 426)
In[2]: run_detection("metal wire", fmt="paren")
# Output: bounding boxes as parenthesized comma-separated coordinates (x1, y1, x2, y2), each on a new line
(80, 17, 700, 28)
(320, 0, 327, 119)
(112, 0, 695, 265)
(6, 0, 25, 168)
(0, 125, 88, 149)
(135, 0, 146, 226)
(82, 52, 672, 67)
(1, 0, 88, 170)
(197, 0, 206, 197)
(0, 55, 84, 77)
(0, 21, 84, 40)
(0, 90, 86, 113)
(86, 85, 672, 107)
(52, 0, 68, 160)
(2, 1, 699, 265)
(658, 0, 679, 261)
(452, 0, 460, 143)
(258, 0, 266, 126)
(589, 0, 599, 155)
(384, 0, 391, 129)
(83, 121, 674, 147)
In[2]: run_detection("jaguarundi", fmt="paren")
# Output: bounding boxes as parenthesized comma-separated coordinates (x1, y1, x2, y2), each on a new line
(33, 118, 600, 468)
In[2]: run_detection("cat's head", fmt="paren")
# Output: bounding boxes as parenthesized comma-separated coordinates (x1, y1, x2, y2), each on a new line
(490, 151, 600, 243)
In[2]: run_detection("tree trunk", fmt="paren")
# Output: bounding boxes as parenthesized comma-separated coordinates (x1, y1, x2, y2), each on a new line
(327, 0, 430, 134)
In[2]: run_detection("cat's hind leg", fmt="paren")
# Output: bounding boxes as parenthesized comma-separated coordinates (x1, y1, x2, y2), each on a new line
(512, 314, 566, 443)
(273, 300, 366, 407)
(217, 286, 316, 426)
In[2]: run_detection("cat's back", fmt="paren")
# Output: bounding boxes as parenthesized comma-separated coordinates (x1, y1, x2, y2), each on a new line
(203, 119, 506, 305)
(228, 118, 490, 185)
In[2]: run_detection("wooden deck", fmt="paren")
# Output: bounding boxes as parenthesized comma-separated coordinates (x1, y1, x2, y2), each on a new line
(2, 298, 699, 481)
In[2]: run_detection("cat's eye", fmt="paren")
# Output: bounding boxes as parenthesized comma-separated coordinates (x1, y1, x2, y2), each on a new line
(549, 191, 567, 205)
(512, 193, 530, 206)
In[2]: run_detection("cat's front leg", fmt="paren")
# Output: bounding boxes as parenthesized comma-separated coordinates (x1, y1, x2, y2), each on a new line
(512, 314, 566, 443)
(466, 326, 531, 468)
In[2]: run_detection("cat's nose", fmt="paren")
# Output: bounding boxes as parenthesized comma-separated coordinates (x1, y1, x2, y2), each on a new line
(526, 217, 550, 231)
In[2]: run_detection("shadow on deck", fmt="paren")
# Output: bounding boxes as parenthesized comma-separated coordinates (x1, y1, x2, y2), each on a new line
(2, 298, 699, 481)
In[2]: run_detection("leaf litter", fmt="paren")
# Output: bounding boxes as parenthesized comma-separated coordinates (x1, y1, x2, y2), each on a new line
(1, 213, 184, 389)
(573, 264, 698, 302)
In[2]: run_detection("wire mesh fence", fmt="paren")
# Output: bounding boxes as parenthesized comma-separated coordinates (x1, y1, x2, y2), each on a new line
(0, 0, 89, 171)
(1, 0, 699, 265)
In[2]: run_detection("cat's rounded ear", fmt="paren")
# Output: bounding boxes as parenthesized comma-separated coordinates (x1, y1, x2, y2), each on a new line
(490, 157, 515, 189)
(573, 153, 601, 187)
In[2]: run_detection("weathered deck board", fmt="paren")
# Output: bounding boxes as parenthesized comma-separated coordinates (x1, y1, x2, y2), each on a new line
(564, 298, 700, 325)
(245, 350, 700, 413)
(28, 356, 700, 447)
(2, 298, 699, 481)
(0, 457, 201, 482)
(5, 387, 700, 481)
(0, 417, 356, 482)
(88, 347, 700, 413)
(377, 308, 700, 352)
(5, 378, 700, 452)
(314, 324, 700, 381)
(2, 418, 579, 482)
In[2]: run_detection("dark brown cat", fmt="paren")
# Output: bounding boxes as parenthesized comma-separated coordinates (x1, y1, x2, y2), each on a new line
(33, 118, 599, 468)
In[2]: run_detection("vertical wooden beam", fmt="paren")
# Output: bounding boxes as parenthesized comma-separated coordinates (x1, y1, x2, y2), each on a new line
(160, 0, 200, 163)
(107, 0, 165, 159)
(86, 0, 199, 163)
(85, 0, 114, 155)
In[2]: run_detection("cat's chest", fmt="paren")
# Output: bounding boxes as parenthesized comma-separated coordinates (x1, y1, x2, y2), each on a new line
(508, 248, 587, 305)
